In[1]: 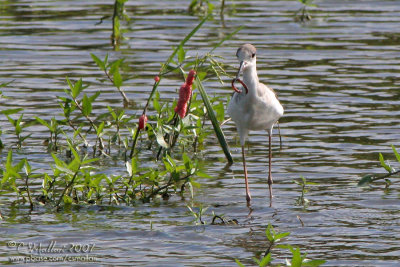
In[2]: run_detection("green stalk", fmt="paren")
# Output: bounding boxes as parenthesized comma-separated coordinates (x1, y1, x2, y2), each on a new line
(195, 77, 233, 164)
(56, 165, 81, 208)
(129, 14, 211, 157)
(145, 13, 211, 112)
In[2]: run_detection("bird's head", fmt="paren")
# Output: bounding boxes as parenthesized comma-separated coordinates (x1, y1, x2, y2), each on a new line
(235, 44, 257, 79)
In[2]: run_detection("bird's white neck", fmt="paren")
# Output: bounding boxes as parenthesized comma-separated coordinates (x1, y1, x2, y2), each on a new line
(243, 64, 259, 97)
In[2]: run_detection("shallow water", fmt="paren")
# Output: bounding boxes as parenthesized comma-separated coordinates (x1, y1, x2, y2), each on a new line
(1, 0, 400, 266)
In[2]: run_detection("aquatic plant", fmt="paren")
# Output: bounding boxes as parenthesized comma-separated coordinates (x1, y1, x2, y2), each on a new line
(295, 0, 316, 22)
(358, 145, 400, 187)
(235, 224, 326, 266)
(91, 53, 130, 105)
(188, 0, 215, 15)
(187, 203, 238, 225)
(293, 176, 318, 206)
(0, 15, 242, 209)
(5, 113, 32, 149)
(111, 0, 129, 48)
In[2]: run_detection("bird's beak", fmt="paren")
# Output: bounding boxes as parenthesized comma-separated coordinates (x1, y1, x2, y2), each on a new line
(235, 61, 244, 80)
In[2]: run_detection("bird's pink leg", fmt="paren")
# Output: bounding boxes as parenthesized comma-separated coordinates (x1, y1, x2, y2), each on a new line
(268, 134, 273, 201)
(242, 145, 251, 204)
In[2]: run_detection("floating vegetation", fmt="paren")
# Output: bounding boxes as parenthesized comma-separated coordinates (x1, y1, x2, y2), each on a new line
(235, 224, 326, 266)
(187, 203, 238, 225)
(293, 176, 318, 207)
(295, 0, 316, 22)
(111, 0, 129, 49)
(188, 0, 215, 16)
(358, 145, 400, 187)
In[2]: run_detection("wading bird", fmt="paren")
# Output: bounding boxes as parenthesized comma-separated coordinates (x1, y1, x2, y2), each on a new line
(228, 44, 284, 205)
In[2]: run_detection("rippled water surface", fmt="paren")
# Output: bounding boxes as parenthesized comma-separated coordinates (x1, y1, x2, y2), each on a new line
(1, 0, 400, 266)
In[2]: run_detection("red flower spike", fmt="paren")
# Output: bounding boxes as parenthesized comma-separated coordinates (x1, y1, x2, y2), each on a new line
(179, 83, 192, 103)
(154, 76, 160, 82)
(138, 114, 148, 130)
(174, 102, 187, 119)
(174, 69, 196, 119)
(186, 70, 196, 86)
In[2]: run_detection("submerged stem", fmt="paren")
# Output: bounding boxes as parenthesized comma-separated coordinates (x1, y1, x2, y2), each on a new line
(56, 165, 81, 208)
(25, 175, 33, 210)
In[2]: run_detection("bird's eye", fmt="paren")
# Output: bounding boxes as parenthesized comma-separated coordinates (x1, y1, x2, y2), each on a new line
(251, 53, 256, 58)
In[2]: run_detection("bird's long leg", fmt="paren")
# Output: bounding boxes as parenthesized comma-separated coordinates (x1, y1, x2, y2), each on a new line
(277, 121, 282, 150)
(242, 145, 251, 204)
(268, 134, 273, 201)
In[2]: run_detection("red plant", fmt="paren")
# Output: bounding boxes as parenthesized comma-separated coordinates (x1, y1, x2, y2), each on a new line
(174, 70, 196, 118)
(154, 76, 160, 82)
(138, 114, 148, 130)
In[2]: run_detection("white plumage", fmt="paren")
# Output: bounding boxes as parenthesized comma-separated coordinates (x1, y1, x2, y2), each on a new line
(228, 44, 284, 204)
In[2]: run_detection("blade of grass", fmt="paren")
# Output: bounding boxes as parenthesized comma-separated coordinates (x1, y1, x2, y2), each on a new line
(129, 14, 211, 157)
(392, 145, 400, 163)
(209, 25, 244, 53)
(143, 13, 211, 113)
(379, 153, 392, 173)
(195, 76, 233, 164)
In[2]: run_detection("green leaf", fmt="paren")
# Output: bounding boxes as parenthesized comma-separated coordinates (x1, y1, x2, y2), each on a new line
(197, 71, 207, 81)
(63, 195, 73, 204)
(392, 145, 400, 163)
(67, 141, 81, 164)
(130, 156, 138, 174)
(81, 158, 99, 165)
(51, 153, 64, 167)
(259, 253, 272, 267)
(0, 108, 24, 115)
(144, 14, 211, 106)
(107, 106, 117, 120)
(96, 121, 105, 136)
(125, 161, 132, 176)
(91, 53, 106, 71)
(197, 171, 212, 178)
(195, 77, 233, 164)
(235, 259, 245, 267)
(275, 231, 290, 241)
(35, 116, 51, 130)
(153, 96, 161, 113)
(253, 257, 261, 265)
(210, 25, 244, 53)
(108, 59, 123, 76)
(24, 159, 32, 176)
(379, 153, 392, 173)
(155, 130, 169, 148)
(177, 46, 186, 63)
(358, 174, 373, 186)
(113, 68, 123, 88)
(290, 247, 302, 267)
(0, 80, 14, 88)
(113, 16, 121, 39)
(182, 153, 191, 171)
(82, 94, 92, 117)
(302, 259, 326, 267)
(6, 115, 15, 126)
(72, 78, 83, 98)
(55, 165, 75, 176)
(265, 224, 274, 242)
(89, 91, 101, 102)
(66, 76, 74, 92)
